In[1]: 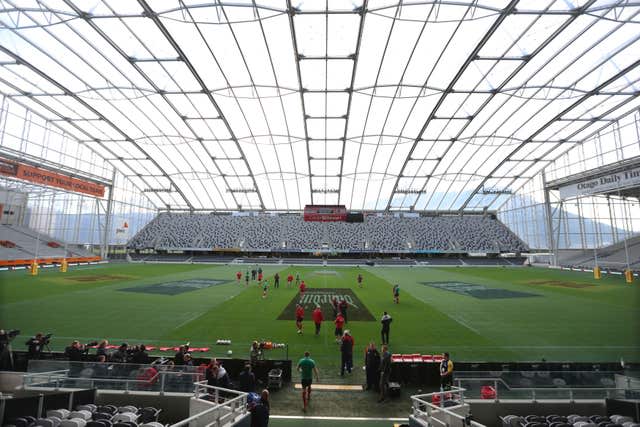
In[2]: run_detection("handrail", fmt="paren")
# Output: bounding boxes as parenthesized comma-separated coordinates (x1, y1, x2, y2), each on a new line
(22, 368, 206, 394)
(168, 381, 248, 427)
(411, 387, 485, 427)
(455, 377, 639, 401)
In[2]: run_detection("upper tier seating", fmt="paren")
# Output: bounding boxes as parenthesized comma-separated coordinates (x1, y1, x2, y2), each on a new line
(128, 213, 528, 253)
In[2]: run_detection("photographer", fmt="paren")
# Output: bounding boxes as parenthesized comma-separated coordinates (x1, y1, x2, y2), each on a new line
(26, 332, 49, 360)
(65, 340, 90, 362)
(111, 343, 129, 363)
(131, 344, 150, 365)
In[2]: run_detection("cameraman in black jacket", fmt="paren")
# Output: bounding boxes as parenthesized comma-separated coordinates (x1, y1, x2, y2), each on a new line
(65, 340, 88, 362)
(26, 333, 47, 359)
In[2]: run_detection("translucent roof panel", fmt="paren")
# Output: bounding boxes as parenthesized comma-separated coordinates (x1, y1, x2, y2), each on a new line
(1, 0, 639, 211)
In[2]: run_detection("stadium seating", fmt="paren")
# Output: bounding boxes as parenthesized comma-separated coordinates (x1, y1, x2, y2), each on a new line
(128, 213, 527, 253)
(501, 414, 638, 427)
(6, 403, 161, 427)
(0, 224, 94, 260)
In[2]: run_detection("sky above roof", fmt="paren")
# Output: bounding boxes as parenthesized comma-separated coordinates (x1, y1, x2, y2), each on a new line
(0, 0, 639, 211)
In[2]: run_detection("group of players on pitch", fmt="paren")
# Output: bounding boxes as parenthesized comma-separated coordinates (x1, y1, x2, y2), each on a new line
(235, 267, 403, 411)
(235, 267, 307, 298)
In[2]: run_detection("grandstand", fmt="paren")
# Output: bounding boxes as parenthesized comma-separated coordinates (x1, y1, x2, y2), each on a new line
(2, 0, 640, 426)
(127, 212, 527, 254)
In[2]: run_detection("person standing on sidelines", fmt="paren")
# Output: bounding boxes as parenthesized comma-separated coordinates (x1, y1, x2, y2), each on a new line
(440, 352, 454, 390)
(392, 284, 400, 304)
(287, 273, 294, 288)
(357, 273, 363, 288)
(250, 389, 270, 427)
(378, 345, 391, 402)
(297, 351, 319, 412)
(340, 330, 354, 376)
(258, 271, 263, 285)
(295, 304, 305, 334)
(312, 305, 323, 335)
(274, 272, 280, 289)
(331, 296, 339, 319)
(364, 341, 380, 391)
(380, 311, 392, 345)
(236, 271, 242, 283)
(245, 271, 250, 286)
(295, 272, 301, 287)
(334, 312, 345, 343)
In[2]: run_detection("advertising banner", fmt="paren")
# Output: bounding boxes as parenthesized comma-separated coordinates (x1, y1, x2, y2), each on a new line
(0, 157, 105, 197)
(559, 167, 640, 199)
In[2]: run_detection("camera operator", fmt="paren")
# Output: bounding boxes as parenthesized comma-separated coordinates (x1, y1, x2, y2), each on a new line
(25, 332, 49, 360)
(130, 344, 150, 365)
(65, 340, 90, 362)
(111, 343, 129, 363)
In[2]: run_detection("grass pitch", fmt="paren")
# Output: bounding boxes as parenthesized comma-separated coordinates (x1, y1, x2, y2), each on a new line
(1, 262, 638, 373)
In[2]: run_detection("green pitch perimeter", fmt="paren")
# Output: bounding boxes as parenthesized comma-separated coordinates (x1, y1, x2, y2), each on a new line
(1, 263, 639, 368)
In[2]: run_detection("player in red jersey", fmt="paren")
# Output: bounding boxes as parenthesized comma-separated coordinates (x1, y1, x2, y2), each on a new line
(312, 306, 324, 335)
(334, 313, 345, 343)
(295, 304, 305, 334)
(299, 280, 307, 296)
(287, 273, 294, 288)
(258, 272, 263, 284)
(236, 271, 242, 283)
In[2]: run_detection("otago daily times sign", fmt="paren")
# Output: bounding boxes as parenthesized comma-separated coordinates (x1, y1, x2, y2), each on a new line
(0, 157, 105, 197)
(559, 167, 640, 199)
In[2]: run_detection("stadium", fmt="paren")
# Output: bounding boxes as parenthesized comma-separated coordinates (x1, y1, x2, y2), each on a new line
(0, 0, 639, 426)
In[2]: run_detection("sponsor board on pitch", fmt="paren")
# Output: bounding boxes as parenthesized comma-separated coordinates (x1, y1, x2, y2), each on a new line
(278, 288, 375, 321)
(420, 281, 539, 299)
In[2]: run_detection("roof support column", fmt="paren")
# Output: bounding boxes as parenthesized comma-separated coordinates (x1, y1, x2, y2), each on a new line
(542, 170, 557, 266)
(101, 169, 116, 260)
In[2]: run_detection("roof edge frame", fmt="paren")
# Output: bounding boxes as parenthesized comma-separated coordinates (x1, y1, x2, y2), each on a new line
(384, 0, 520, 211)
(286, 0, 314, 205)
(336, 0, 369, 206)
(405, 0, 600, 211)
(462, 56, 640, 212)
(137, 0, 266, 210)
(60, 0, 235, 210)
(0, 48, 177, 209)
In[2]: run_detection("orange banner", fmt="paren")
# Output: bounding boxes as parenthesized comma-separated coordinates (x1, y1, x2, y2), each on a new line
(0, 157, 105, 197)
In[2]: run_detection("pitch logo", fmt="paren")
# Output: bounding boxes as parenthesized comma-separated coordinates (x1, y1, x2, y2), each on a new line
(277, 288, 375, 321)
(120, 278, 231, 295)
(420, 281, 538, 299)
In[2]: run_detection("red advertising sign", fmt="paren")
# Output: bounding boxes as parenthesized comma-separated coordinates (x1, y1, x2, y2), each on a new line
(0, 157, 105, 197)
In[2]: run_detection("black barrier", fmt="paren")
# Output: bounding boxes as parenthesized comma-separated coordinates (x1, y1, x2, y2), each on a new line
(43, 392, 72, 413)
(2, 394, 42, 423)
(72, 389, 97, 407)
(391, 362, 440, 387)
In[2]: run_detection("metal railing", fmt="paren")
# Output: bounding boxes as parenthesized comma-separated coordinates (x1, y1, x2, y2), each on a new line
(22, 365, 206, 395)
(167, 381, 248, 427)
(411, 386, 485, 427)
(454, 377, 639, 402)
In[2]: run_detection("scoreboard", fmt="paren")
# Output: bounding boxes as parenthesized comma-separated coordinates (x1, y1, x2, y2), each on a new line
(303, 205, 347, 222)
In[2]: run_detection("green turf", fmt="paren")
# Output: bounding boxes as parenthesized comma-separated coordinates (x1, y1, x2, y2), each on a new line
(1, 263, 638, 372)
